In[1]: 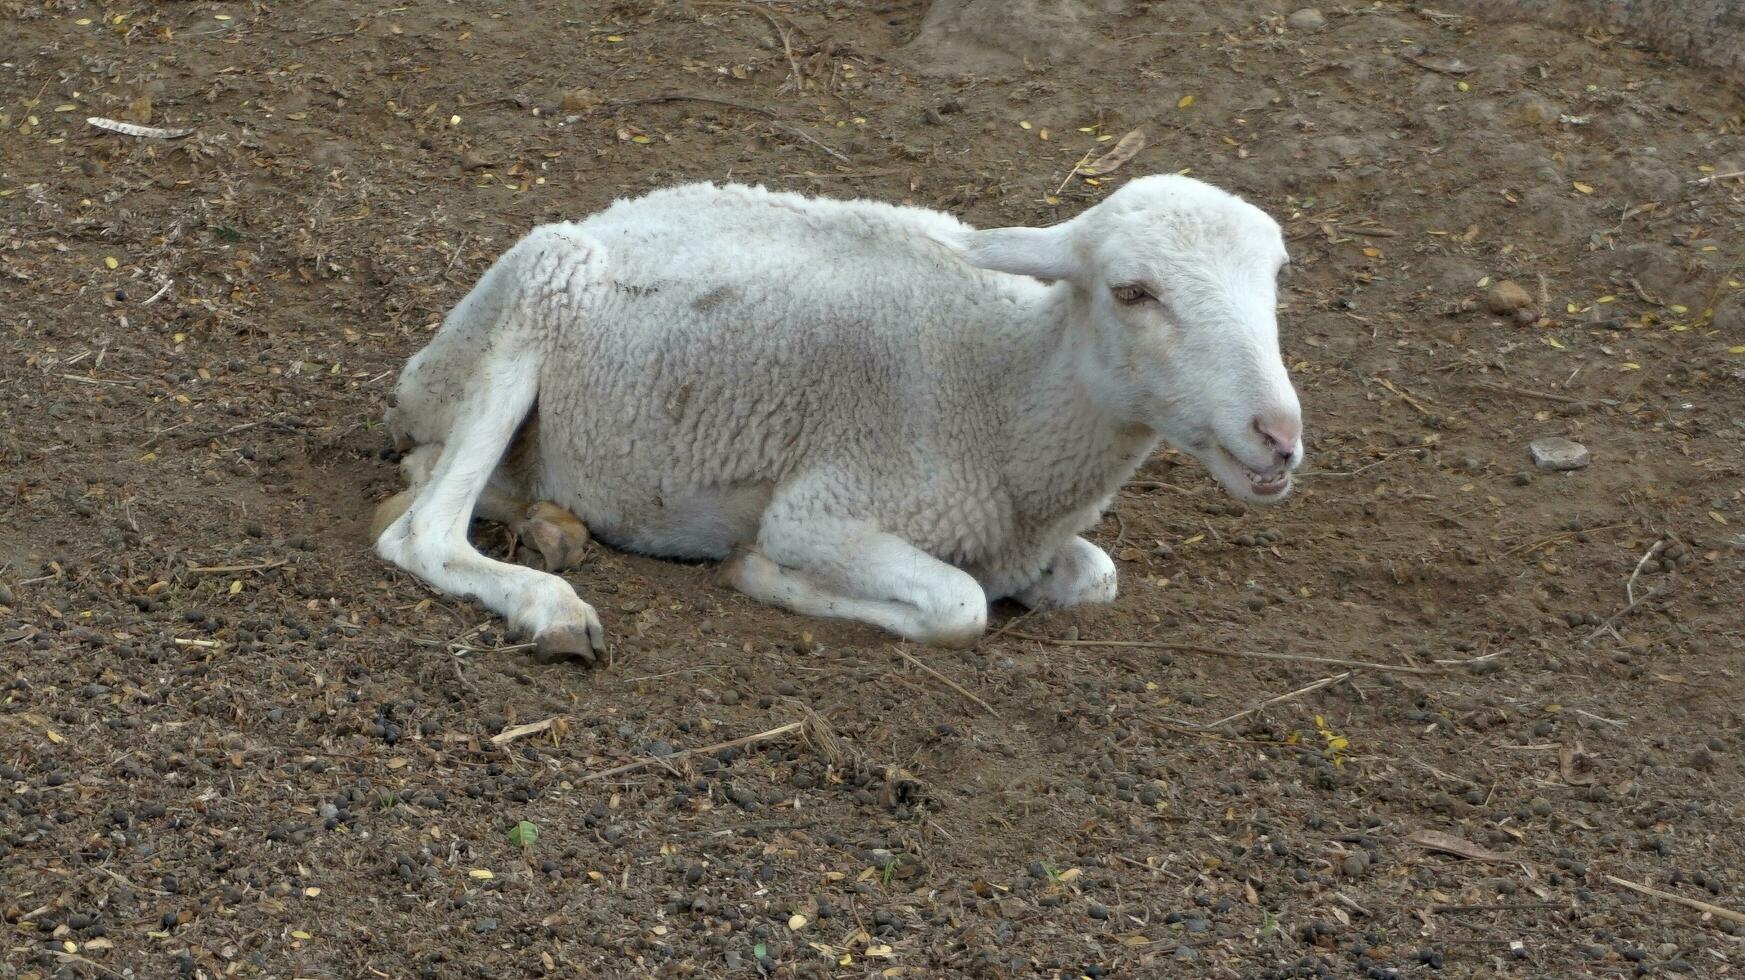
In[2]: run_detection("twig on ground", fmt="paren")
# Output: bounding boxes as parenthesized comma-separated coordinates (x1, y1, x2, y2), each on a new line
(765, 121, 849, 163)
(1003, 631, 1443, 675)
(1332, 891, 1374, 916)
(1624, 538, 1666, 605)
(601, 94, 777, 117)
(626, 665, 726, 683)
(490, 717, 563, 746)
(976, 608, 1037, 648)
(184, 559, 286, 575)
(581, 711, 842, 783)
(1690, 169, 1745, 186)
(893, 646, 999, 718)
(1462, 378, 1590, 406)
(1373, 375, 1434, 416)
(1586, 569, 1676, 642)
(1606, 874, 1745, 926)
(1492, 524, 1630, 561)
(1202, 672, 1351, 729)
(596, 93, 845, 163)
(756, 8, 804, 94)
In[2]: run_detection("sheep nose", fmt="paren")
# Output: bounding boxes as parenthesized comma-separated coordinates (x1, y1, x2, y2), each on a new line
(1252, 414, 1302, 465)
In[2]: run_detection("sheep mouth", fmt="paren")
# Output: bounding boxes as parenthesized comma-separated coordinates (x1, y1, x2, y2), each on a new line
(1211, 445, 1293, 499)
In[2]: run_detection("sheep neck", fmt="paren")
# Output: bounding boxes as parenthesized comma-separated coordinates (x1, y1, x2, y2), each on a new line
(999, 285, 1157, 529)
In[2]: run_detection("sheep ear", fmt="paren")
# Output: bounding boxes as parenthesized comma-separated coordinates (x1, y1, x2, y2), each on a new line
(960, 225, 1078, 282)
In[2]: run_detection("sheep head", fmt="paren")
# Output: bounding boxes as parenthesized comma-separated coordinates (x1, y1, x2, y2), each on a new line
(962, 175, 1303, 504)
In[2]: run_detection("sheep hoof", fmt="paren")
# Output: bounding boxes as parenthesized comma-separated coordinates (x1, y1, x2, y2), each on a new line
(369, 491, 414, 545)
(518, 502, 591, 572)
(532, 619, 606, 668)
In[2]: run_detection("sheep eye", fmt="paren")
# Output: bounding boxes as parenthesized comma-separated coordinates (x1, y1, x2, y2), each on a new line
(1111, 284, 1152, 305)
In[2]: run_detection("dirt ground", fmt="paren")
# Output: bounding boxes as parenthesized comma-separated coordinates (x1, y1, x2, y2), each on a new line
(4, 1, 1745, 977)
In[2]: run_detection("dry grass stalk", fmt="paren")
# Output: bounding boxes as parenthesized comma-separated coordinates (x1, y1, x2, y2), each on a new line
(893, 646, 999, 718)
(1003, 632, 1443, 675)
(1606, 874, 1745, 926)
(581, 709, 844, 783)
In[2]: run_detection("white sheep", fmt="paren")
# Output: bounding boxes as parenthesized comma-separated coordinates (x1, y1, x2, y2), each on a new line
(372, 175, 1303, 663)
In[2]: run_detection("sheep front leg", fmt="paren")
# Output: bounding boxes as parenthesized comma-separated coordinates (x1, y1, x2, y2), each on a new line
(374, 355, 606, 665)
(724, 515, 989, 648)
(1012, 535, 1118, 610)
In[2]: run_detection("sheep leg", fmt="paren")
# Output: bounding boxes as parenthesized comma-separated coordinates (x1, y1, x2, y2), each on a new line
(372, 444, 590, 573)
(374, 355, 606, 666)
(724, 517, 989, 648)
(1012, 536, 1118, 610)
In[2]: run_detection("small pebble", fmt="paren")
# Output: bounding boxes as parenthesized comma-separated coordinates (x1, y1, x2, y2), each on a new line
(1528, 437, 1590, 472)
(1286, 8, 1327, 31)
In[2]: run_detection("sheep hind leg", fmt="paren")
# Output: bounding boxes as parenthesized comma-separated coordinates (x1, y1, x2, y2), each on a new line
(373, 351, 606, 666)
(724, 518, 989, 648)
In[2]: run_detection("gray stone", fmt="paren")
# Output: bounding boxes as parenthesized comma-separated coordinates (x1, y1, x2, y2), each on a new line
(1529, 437, 1590, 471)
(1286, 7, 1327, 30)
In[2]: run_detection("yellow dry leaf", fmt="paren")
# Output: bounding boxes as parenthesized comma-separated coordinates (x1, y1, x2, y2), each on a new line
(104, 256, 119, 269)
(1730, 345, 1745, 354)
(468, 868, 494, 880)
(1043, 195, 1061, 205)
(46, 729, 65, 744)
(1177, 94, 1195, 109)
(1182, 533, 1205, 545)
(1057, 867, 1083, 882)
(1546, 337, 1565, 349)
(55, 103, 77, 112)
(1596, 295, 1615, 303)
(229, 579, 243, 595)
(605, 34, 624, 42)
(1698, 165, 1716, 173)
(1039, 128, 1049, 140)
(1711, 511, 1730, 525)
(1476, 275, 1491, 287)
(1078, 128, 1146, 176)
(1018, 120, 1032, 130)
(1572, 181, 1594, 194)
(449, 114, 461, 126)
(214, 13, 232, 20)
(291, 930, 311, 940)
(304, 886, 320, 897)
(788, 914, 808, 930)
(1670, 304, 1688, 314)
(1620, 362, 1640, 370)
(76, 17, 92, 25)
(631, 135, 651, 144)
(840, 954, 854, 966)
(1566, 302, 1579, 314)
(867, 945, 895, 958)
(1456, 81, 1469, 92)
(1362, 247, 1381, 258)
